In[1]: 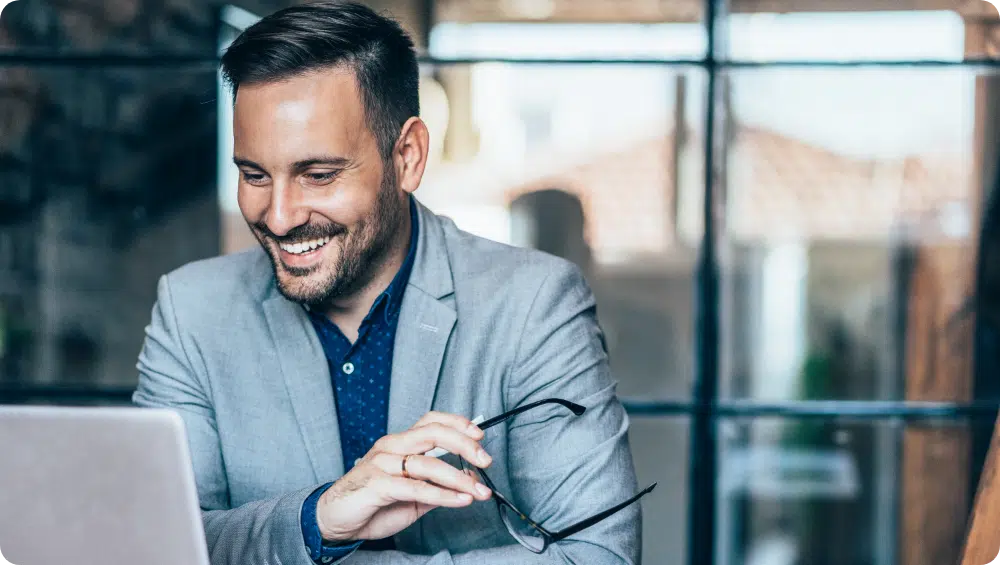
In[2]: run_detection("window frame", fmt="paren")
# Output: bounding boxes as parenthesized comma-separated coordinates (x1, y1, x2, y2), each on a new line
(1, 3, 998, 565)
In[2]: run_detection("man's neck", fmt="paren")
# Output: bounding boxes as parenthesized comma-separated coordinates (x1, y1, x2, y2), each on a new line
(322, 213, 412, 343)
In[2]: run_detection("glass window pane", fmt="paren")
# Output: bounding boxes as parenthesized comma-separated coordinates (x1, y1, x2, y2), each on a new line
(629, 416, 689, 565)
(429, 23, 707, 61)
(720, 10, 966, 62)
(0, 66, 219, 390)
(353, 63, 707, 401)
(720, 67, 988, 401)
(718, 417, 984, 565)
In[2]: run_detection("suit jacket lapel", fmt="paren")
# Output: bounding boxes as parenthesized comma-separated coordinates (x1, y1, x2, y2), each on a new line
(389, 293, 456, 434)
(388, 202, 457, 434)
(263, 293, 345, 481)
(258, 200, 452, 476)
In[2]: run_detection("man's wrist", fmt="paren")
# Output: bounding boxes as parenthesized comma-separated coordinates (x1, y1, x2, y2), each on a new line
(303, 482, 359, 563)
(315, 483, 348, 543)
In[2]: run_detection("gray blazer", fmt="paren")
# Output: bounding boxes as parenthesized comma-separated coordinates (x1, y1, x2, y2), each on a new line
(133, 200, 641, 564)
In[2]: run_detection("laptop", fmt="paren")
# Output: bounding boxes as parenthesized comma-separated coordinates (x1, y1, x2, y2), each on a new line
(0, 406, 210, 565)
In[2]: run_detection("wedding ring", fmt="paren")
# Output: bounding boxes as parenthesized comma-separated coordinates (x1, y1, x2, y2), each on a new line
(401, 454, 412, 479)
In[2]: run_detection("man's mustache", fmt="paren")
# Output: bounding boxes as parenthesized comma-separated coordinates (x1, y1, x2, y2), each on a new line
(252, 222, 346, 244)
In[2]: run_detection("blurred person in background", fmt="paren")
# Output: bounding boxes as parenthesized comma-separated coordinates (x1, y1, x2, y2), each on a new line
(132, 2, 643, 564)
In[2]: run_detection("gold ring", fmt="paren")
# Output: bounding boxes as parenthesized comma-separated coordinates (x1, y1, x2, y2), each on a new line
(401, 454, 411, 479)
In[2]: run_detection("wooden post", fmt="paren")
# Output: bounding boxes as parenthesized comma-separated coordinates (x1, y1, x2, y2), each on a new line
(902, 244, 977, 565)
(903, 11, 1000, 565)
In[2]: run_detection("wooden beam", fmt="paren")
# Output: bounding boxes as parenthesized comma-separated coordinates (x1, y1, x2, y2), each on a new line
(902, 244, 977, 565)
(434, 0, 702, 23)
(730, 0, 996, 17)
(926, 17, 1000, 565)
(434, 0, 998, 23)
(732, 0, 943, 10)
(961, 19, 1000, 565)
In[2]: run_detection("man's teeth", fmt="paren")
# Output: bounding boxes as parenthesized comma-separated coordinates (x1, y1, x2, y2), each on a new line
(279, 236, 332, 255)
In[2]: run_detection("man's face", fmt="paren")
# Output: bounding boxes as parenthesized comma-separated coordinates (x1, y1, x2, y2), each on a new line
(233, 68, 407, 306)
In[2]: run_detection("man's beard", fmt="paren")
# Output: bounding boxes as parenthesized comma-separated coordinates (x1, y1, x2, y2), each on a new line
(250, 167, 406, 307)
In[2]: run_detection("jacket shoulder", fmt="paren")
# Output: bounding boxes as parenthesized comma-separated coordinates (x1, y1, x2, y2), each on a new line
(161, 247, 272, 309)
(438, 216, 584, 293)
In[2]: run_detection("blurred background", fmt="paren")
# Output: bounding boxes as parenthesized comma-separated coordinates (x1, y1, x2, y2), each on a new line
(4, 0, 1000, 564)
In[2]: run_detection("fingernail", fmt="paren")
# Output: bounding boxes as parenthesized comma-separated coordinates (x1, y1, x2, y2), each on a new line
(475, 483, 491, 497)
(478, 449, 492, 466)
(458, 493, 473, 503)
(466, 423, 483, 437)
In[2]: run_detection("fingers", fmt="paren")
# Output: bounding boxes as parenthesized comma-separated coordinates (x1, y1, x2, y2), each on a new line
(370, 453, 491, 501)
(413, 411, 484, 440)
(375, 423, 493, 469)
(376, 475, 476, 508)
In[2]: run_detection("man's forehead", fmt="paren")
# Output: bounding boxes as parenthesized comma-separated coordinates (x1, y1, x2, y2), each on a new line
(231, 69, 375, 167)
(234, 68, 363, 121)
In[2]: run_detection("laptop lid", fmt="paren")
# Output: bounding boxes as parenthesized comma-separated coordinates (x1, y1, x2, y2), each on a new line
(0, 406, 210, 565)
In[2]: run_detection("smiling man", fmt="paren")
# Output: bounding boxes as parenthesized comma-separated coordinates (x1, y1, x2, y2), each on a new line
(132, 2, 643, 564)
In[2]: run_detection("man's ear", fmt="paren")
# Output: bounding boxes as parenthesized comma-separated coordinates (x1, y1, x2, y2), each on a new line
(394, 117, 430, 194)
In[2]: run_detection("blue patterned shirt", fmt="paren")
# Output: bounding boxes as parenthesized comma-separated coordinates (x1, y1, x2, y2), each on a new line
(300, 197, 419, 563)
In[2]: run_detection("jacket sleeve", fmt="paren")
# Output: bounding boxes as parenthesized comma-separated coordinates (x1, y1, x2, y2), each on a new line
(132, 275, 357, 565)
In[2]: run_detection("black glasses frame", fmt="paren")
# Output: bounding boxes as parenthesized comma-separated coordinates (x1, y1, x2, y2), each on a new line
(468, 398, 658, 553)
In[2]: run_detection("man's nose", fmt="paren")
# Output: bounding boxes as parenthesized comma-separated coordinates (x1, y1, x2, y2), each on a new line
(264, 183, 310, 237)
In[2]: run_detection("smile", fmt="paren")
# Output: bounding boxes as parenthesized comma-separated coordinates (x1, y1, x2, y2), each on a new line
(278, 236, 332, 255)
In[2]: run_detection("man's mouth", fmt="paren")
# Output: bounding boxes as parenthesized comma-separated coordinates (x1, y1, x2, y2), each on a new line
(277, 236, 333, 255)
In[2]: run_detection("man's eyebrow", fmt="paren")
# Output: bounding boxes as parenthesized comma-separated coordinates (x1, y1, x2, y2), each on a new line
(232, 156, 354, 172)
(292, 156, 353, 171)
(233, 157, 264, 170)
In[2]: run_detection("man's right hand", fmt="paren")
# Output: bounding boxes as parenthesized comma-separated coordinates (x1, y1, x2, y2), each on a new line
(315, 412, 495, 544)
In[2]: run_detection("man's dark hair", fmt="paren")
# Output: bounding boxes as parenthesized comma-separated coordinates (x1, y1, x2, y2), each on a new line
(220, 1, 420, 161)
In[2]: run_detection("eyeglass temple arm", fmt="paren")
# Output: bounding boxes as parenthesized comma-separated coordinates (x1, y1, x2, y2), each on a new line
(479, 398, 586, 431)
(549, 483, 658, 542)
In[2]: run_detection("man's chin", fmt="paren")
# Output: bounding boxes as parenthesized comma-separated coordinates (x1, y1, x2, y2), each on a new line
(276, 258, 320, 278)
(274, 273, 330, 306)
(264, 251, 328, 304)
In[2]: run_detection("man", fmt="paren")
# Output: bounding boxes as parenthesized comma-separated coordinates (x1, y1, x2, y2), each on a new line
(133, 2, 643, 564)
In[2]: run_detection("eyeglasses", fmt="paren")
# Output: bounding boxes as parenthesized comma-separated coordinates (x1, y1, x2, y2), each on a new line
(462, 398, 657, 553)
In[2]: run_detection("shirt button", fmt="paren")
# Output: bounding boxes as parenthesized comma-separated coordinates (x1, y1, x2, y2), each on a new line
(321, 557, 334, 564)
(342, 362, 355, 375)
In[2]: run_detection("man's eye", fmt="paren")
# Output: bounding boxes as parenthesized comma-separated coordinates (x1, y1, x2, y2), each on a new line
(242, 172, 268, 185)
(306, 172, 337, 183)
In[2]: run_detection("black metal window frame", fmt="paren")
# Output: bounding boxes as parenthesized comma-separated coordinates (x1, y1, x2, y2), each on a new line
(2, 2, 999, 565)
